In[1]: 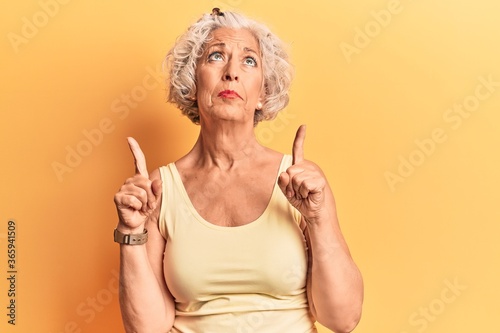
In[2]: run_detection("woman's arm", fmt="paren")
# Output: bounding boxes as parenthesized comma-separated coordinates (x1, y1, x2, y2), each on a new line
(118, 214, 175, 332)
(117, 192, 175, 331)
(278, 126, 363, 333)
(114, 138, 175, 332)
(303, 186, 363, 333)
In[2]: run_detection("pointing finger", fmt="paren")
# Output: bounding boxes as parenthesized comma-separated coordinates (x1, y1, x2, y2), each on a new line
(292, 125, 306, 165)
(127, 137, 149, 178)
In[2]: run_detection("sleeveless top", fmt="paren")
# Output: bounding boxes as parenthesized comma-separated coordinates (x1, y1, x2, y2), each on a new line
(158, 155, 317, 333)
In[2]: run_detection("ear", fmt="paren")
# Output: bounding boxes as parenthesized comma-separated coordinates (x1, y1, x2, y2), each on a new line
(256, 91, 265, 110)
(188, 88, 197, 101)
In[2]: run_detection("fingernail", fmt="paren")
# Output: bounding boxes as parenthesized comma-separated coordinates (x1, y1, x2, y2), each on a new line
(286, 190, 293, 198)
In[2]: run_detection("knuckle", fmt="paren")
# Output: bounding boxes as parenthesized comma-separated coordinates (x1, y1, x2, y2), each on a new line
(113, 193, 122, 204)
(136, 174, 152, 185)
(125, 176, 136, 184)
(127, 196, 141, 208)
(136, 189, 148, 201)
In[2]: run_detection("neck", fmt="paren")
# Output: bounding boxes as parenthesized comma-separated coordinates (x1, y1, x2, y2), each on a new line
(192, 120, 263, 170)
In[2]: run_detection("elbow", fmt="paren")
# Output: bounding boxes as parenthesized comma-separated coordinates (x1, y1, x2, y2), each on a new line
(335, 317, 361, 333)
(321, 318, 361, 333)
(317, 308, 362, 333)
(124, 322, 173, 333)
(121, 312, 173, 333)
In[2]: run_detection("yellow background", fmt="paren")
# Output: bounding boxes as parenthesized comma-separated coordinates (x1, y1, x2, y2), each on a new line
(1, 0, 499, 332)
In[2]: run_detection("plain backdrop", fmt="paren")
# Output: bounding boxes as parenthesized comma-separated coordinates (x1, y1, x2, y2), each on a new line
(1, 0, 500, 332)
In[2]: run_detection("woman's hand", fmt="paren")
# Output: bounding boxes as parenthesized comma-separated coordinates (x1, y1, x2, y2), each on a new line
(113, 137, 162, 233)
(278, 125, 333, 224)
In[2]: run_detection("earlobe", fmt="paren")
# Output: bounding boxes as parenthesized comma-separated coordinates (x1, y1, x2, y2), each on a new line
(188, 87, 197, 101)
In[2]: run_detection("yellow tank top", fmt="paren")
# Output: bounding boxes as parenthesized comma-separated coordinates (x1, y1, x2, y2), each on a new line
(159, 155, 317, 333)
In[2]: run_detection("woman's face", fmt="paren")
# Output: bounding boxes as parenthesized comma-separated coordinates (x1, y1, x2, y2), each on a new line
(196, 28, 264, 125)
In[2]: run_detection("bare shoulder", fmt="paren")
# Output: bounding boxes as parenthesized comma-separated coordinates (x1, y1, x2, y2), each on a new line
(256, 148, 284, 170)
(150, 167, 162, 181)
(241, 148, 284, 190)
(261, 147, 283, 160)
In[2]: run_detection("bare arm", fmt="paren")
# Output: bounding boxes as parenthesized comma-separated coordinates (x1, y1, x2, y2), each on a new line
(302, 187, 363, 333)
(278, 126, 363, 333)
(114, 138, 175, 332)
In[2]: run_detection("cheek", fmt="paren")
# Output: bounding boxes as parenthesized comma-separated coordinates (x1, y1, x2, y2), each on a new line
(253, 69, 264, 92)
(196, 69, 218, 96)
(249, 75, 264, 100)
(195, 80, 210, 101)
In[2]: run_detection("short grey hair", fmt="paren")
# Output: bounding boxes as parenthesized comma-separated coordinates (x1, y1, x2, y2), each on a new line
(164, 9, 294, 125)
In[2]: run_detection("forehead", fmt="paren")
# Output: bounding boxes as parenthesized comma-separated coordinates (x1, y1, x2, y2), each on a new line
(205, 28, 260, 52)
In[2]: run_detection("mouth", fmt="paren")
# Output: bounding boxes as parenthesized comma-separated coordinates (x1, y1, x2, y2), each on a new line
(218, 90, 241, 99)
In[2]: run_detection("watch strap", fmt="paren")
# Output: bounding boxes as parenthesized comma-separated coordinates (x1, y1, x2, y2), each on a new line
(114, 228, 148, 245)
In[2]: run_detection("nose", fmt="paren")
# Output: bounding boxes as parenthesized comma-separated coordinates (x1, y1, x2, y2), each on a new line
(222, 58, 239, 82)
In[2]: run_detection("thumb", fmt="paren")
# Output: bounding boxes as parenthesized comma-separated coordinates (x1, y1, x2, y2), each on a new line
(278, 172, 292, 198)
(151, 178, 163, 203)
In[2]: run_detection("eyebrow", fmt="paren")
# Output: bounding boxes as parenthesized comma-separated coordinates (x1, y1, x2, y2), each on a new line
(205, 42, 259, 55)
(243, 47, 259, 56)
(207, 42, 226, 49)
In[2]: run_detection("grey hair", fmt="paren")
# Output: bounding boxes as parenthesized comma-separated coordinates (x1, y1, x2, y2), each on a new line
(164, 9, 293, 125)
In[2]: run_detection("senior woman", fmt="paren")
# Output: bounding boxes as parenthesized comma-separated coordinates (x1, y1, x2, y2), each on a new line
(113, 8, 363, 333)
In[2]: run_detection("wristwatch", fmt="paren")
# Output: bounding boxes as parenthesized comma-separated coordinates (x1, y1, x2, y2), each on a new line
(113, 228, 148, 245)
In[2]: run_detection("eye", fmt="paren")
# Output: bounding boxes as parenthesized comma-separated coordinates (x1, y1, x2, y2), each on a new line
(208, 51, 224, 62)
(244, 56, 257, 67)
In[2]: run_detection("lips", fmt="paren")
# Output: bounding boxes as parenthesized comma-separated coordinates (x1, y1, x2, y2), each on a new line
(218, 90, 241, 99)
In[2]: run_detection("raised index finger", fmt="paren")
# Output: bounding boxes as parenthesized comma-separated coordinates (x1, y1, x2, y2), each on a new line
(127, 137, 149, 178)
(292, 125, 306, 165)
